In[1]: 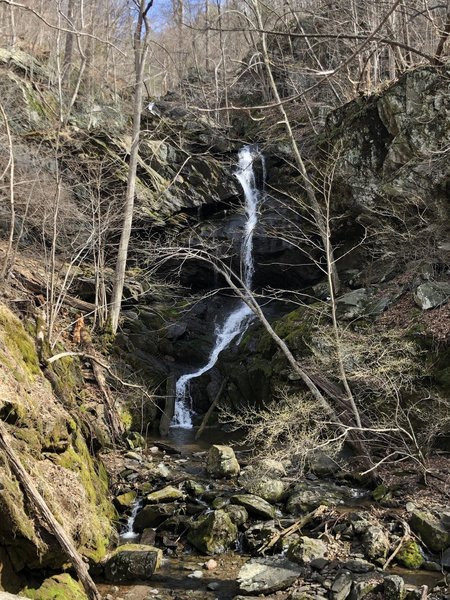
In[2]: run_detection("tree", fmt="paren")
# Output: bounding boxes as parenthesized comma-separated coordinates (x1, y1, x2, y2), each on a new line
(108, 0, 153, 334)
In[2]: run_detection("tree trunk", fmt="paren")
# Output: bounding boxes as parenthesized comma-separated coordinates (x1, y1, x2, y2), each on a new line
(109, 1, 152, 334)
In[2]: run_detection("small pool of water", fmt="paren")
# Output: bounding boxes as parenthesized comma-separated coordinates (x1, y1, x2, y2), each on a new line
(148, 426, 247, 455)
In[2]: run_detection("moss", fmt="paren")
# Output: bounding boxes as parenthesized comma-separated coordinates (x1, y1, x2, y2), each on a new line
(397, 539, 424, 569)
(0, 306, 40, 380)
(21, 574, 88, 600)
(119, 408, 133, 430)
(56, 431, 116, 562)
(47, 344, 82, 406)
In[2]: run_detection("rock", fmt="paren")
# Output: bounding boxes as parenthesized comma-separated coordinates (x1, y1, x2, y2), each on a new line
(331, 572, 353, 600)
(383, 575, 405, 600)
(287, 536, 327, 565)
(124, 451, 143, 462)
(187, 571, 203, 579)
(396, 540, 424, 569)
(103, 544, 162, 582)
(342, 559, 375, 573)
(140, 528, 156, 545)
(187, 509, 238, 554)
(414, 282, 450, 310)
(114, 491, 137, 510)
(241, 476, 287, 503)
(410, 509, 450, 552)
(286, 481, 366, 514)
(134, 503, 179, 531)
(224, 504, 249, 527)
(207, 582, 220, 591)
(257, 458, 286, 477)
(204, 559, 218, 570)
(21, 574, 87, 600)
(363, 526, 390, 563)
(125, 431, 145, 449)
(306, 451, 340, 477)
(442, 546, 450, 569)
(230, 494, 275, 520)
(237, 557, 303, 595)
(349, 579, 379, 599)
(146, 485, 184, 503)
(184, 480, 206, 497)
(156, 463, 171, 478)
(206, 445, 240, 478)
(336, 289, 369, 320)
(243, 522, 279, 553)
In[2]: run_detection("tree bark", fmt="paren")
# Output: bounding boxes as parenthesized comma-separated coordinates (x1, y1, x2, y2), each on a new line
(109, 0, 152, 334)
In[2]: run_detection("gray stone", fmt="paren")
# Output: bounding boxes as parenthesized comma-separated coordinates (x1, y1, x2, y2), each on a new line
(288, 536, 327, 565)
(331, 572, 353, 600)
(362, 526, 390, 563)
(145, 485, 184, 504)
(414, 282, 450, 310)
(286, 481, 366, 515)
(342, 559, 374, 573)
(206, 445, 240, 478)
(383, 575, 405, 600)
(224, 504, 249, 527)
(243, 521, 279, 553)
(231, 494, 275, 520)
(336, 289, 368, 320)
(441, 547, 450, 569)
(237, 557, 303, 595)
(103, 544, 162, 582)
(410, 509, 450, 552)
(187, 509, 238, 554)
(241, 476, 287, 503)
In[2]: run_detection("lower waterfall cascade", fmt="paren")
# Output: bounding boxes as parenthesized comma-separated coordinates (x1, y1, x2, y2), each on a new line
(171, 146, 264, 428)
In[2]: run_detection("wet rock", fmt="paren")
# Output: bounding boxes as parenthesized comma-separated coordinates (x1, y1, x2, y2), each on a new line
(103, 544, 162, 582)
(146, 485, 184, 504)
(241, 476, 287, 503)
(286, 481, 365, 514)
(231, 494, 275, 520)
(287, 536, 327, 565)
(207, 582, 220, 591)
(187, 509, 238, 554)
(134, 503, 179, 531)
(206, 445, 240, 478)
(237, 557, 303, 595)
(363, 526, 390, 563)
(383, 575, 405, 600)
(414, 282, 450, 310)
(331, 572, 353, 600)
(410, 509, 450, 552)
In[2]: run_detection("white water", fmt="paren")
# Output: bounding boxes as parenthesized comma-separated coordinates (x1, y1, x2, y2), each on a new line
(120, 498, 143, 540)
(171, 146, 263, 429)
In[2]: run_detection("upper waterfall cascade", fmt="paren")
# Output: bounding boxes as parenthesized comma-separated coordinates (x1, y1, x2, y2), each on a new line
(171, 146, 264, 429)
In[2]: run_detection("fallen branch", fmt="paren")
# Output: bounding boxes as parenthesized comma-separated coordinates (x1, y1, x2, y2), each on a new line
(258, 505, 327, 554)
(0, 421, 101, 600)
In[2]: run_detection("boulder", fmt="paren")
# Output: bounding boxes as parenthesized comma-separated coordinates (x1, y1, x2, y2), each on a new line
(224, 504, 249, 527)
(231, 494, 275, 520)
(103, 544, 162, 582)
(146, 485, 184, 503)
(241, 476, 287, 503)
(206, 445, 240, 478)
(114, 491, 136, 510)
(396, 540, 424, 569)
(288, 536, 327, 565)
(286, 481, 366, 514)
(336, 289, 368, 320)
(363, 526, 390, 563)
(383, 575, 405, 600)
(410, 509, 450, 552)
(237, 557, 303, 595)
(187, 509, 238, 554)
(134, 503, 179, 531)
(414, 282, 450, 310)
(20, 575, 87, 600)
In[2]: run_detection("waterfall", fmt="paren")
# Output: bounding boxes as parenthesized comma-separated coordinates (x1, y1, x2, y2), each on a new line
(171, 146, 264, 429)
(120, 498, 143, 540)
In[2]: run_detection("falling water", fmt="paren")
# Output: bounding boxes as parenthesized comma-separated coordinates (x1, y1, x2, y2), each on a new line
(120, 498, 143, 540)
(171, 146, 264, 429)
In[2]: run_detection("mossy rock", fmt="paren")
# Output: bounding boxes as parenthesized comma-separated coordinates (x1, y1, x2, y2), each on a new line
(397, 539, 424, 569)
(0, 306, 40, 381)
(103, 544, 162, 582)
(21, 574, 87, 600)
(187, 510, 238, 555)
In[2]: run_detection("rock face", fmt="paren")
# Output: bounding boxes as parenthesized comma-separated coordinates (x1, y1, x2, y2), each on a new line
(103, 544, 162, 582)
(206, 445, 240, 478)
(187, 510, 238, 554)
(237, 557, 302, 595)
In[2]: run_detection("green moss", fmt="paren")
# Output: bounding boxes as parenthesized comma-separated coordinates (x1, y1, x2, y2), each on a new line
(56, 431, 116, 562)
(397, 539, 424, 569)
(21, 573, 88, 600)
(0, 306, 40, 380)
